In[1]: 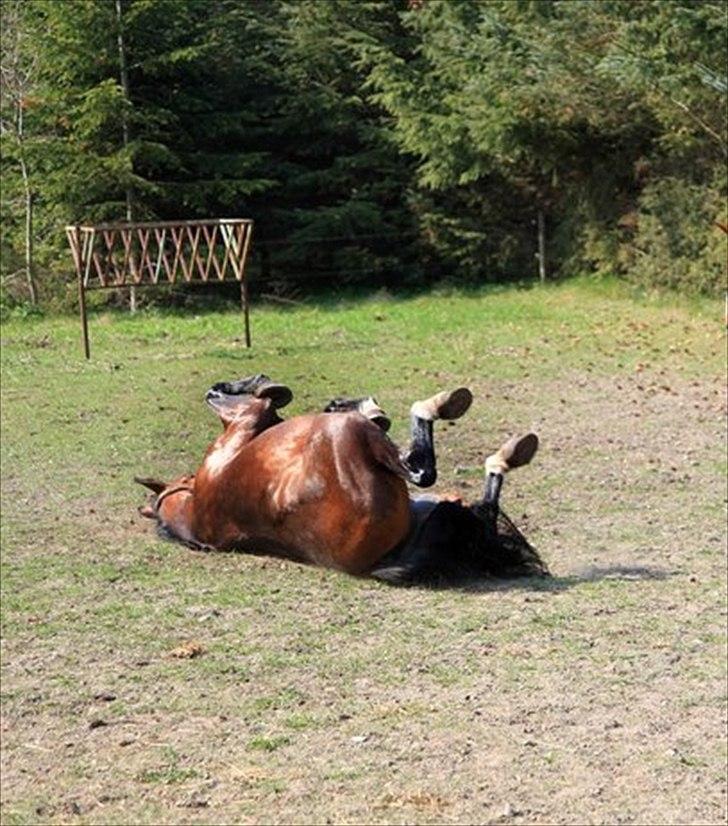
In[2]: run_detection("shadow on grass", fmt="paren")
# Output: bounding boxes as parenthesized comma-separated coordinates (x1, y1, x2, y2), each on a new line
(459, 564, 674, 595)
(166, 533, 673, 593)
(77, 277, 551, 321)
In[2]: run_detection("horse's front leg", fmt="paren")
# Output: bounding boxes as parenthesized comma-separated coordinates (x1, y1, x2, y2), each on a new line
(205, 373, 292, 433)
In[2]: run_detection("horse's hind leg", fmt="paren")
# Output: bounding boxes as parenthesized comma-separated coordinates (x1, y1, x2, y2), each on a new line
(403, 388, 473, 487)
(323, 396, 391, 432)
(323, 387, 472, 485)
(482, 433, 539, 516)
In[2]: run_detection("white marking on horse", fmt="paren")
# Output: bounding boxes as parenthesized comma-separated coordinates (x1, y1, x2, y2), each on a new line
(270, 444, 327, 512)
(204, 429, 249, 478)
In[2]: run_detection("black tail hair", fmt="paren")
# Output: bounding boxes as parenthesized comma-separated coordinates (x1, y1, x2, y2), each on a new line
(371, 501, 548, 586)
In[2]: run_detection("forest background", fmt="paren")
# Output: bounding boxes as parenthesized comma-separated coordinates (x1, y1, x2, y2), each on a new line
(1, 0, 726, 313)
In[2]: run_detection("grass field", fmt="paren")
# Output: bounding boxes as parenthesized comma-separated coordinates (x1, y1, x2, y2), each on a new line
(1, 278, 726, 825)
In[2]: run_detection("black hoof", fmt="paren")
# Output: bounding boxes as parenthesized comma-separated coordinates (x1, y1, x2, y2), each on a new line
(323, 396, 391, 432)
(209, 374, 292, 409)
(323, 396, 366, 413)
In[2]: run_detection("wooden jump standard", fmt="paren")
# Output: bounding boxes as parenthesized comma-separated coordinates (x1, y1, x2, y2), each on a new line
(66, 218, 254, 358)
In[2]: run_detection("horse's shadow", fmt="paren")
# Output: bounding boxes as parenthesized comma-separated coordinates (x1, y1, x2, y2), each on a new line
(449, 564, 674, 594)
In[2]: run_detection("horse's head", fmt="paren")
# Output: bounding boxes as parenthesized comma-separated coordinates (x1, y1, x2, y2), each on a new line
(205, 376, 291, 429)
(135, 474, 197, 545)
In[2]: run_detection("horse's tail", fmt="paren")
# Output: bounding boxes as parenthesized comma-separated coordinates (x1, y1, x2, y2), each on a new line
(371, 501, 549, 586)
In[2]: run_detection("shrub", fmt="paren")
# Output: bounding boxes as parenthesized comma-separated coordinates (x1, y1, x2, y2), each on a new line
(626, 177, 726, 295)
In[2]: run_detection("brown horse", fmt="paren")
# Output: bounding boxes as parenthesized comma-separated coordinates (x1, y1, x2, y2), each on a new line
(136, 375, 547, 584)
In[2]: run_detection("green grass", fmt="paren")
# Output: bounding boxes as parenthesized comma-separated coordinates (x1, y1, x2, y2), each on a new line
(137, 752, 201, 785)
(1, 278, 726, 825)
(247, 735, 292, 753)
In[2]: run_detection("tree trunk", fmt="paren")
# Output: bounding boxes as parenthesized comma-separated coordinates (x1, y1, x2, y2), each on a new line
(17, 102, 38, 305)
(24, 188, 37, 305)
(115, 0, 136, 312)
(260, 243, 271, 284)
(537, 209, 546, 283)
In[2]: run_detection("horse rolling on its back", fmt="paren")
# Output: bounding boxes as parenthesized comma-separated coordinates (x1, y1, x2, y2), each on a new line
(136, 374, 547, 584)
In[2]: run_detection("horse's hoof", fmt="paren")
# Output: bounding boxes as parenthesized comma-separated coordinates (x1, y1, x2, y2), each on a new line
(209, 375, 292, 409)
(495, 433, 539, 470)
(358, 397, 391, 432)
(323, 396, 391, 431)
(411, 387, 473, 421)
(255, 382, 293, 409)
(370, 414, 391, 432)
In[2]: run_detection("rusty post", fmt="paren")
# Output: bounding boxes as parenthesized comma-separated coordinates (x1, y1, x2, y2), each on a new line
(241, 277, 251, 348)
(78, 274, 90, 359)
(75, 226, 91, 359)
(238, 222, 253, 348)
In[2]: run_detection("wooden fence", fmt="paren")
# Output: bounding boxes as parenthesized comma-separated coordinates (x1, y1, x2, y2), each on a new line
(66, 218, 254, 358)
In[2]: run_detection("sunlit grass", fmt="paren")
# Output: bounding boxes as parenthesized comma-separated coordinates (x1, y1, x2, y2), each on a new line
(1, 279, 725, 825)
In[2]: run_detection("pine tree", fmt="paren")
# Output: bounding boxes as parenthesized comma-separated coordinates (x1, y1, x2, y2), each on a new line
(360, 0, 726, 285)
(243, 0, 424, 292)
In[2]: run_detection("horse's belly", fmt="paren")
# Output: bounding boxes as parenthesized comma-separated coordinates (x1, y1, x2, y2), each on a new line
(192, 416, 412, 573)
(280, 484, 411, 574)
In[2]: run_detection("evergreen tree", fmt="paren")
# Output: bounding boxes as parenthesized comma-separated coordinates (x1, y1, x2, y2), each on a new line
(1, 0, 724, 309)
(362, 0, 726, 285)
(0, 0, 41, 304)
(246, 0, 424, 291)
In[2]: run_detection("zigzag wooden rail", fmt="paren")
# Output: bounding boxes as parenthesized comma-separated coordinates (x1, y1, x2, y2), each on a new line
(66, 218, 253, 358)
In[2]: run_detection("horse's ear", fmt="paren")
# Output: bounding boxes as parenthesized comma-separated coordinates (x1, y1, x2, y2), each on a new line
(134, 476, 167, 494)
